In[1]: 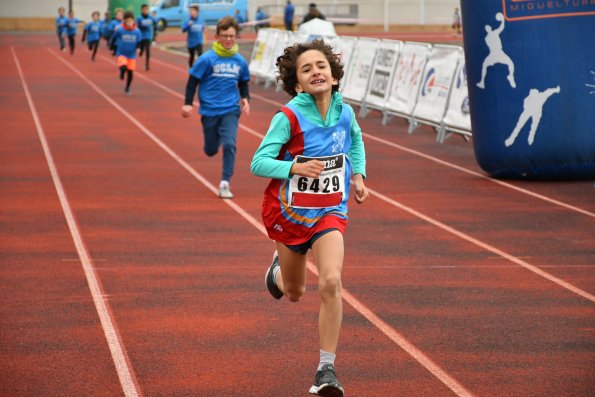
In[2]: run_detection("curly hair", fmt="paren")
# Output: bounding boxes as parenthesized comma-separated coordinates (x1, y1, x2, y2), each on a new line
(276, 39, 344, 97)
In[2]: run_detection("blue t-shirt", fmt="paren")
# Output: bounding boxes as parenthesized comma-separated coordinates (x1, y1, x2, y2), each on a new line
(136, 14, 155, 40)
(108, 19, 121, 38)
(112, 26, 142, 58)
(189, 49, 250, 117)
(256, 11, 267, 21)
(182, 17, 205, 48)
(56, 16, 68, 34)
(67, 18, 81, 36)
(284, 4, 295, 23)
(85, 21, 102, 42)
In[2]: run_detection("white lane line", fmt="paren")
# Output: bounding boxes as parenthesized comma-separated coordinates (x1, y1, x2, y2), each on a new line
(66, 49, 475, 397)
(150, 53, 595, 219)
(13, 47, 141, 397)
(117, 52, 595, 303)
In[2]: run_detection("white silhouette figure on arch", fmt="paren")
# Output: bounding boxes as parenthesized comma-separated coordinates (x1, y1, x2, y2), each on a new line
(505, 86, 561, 147)
(477, 12, 516, 89)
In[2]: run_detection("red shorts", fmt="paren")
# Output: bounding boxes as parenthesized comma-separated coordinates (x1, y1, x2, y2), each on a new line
(117, 56, 136, 70)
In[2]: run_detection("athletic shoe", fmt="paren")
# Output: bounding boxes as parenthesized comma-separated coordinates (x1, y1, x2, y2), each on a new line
(264, 251, 283, 300)
(218, 181, 234, 199)
(309, 364, 344, 397)
(124, 87, 131, 96)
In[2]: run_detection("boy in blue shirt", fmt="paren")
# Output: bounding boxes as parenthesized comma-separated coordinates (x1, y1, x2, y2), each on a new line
(181, 16, 250, 199)
(55, 7, 68, 51)
(110, 11, 142, 95)
(108, 8, 124, 56)
(82, 11, 102, 61)
(101, 11, 111, 47)
(181, 4, 205, 68)
(66, 10, 83, 55)
(137, 4, 156, 70)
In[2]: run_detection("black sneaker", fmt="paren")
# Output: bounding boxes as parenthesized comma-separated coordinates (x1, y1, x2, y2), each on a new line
(264, 251, 283, 300)
(309, 364, 344, 397)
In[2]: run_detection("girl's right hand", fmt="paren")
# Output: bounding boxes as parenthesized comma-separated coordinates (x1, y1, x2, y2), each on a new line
(291, 160, 325, 178)
(181, 105, 193, 118)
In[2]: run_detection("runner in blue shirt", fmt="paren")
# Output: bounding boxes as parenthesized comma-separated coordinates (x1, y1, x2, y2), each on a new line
(82, 11, 102, 61)
(66, 10, 84, 55)
(182, 4, 206, 68)
(55, 7, 68, 51)
(108, 8, 124, 56)
(181, 16, 250, 199)
(284, 0, 295, 31)
(101, 11, 111, 48)
(110, 12, 142, 95)
(136, 4, 156, 70)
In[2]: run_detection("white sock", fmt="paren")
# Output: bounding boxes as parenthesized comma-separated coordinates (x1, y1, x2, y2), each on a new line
(318, 350, 336, 371)
(219, 180, 229, 189)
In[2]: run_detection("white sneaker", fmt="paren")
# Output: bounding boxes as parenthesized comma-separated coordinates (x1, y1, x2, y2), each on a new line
(218, 181, 234, 199)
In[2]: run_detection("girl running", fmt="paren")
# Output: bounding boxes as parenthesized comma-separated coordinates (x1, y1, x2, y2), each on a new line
(110, 11, 141, 95)
(250, 39, 368, 397)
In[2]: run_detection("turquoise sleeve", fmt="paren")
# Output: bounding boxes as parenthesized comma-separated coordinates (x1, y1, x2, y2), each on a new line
(348, 111, 367, 178)
(250, 113, 294, 180)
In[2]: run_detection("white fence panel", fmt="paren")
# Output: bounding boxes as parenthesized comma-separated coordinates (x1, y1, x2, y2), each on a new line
(326, 35, 358, 92)
(265, 30, 291, 87)
(255, 29, 281, 80)
(341, 38, 379, 106)
(249, 28, 270, 76)
(363, 39, 402, 113)
(441, 52, 472, 141)
(412, 45, 460, 131)
(385, 42, 431, 119)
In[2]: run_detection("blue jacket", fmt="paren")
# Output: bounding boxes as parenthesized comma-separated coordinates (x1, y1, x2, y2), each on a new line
(136, 14, 156, 40)
(182, 17, 205, 48)
(111, 24, 142, 58)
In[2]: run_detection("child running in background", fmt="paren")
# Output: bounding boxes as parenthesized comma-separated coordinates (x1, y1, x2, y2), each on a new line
(452, 7, 462, 35)
(110, 11, 141, 95)
(82, 11, 102, 61)
(181, 16, 250, 199)
(137, 3, 156, 70)
(108, 8, 124, 56)
(55, 7, 68, 51)
(66, 10, 83, 55)
(101, 11, 111, 48)
(250, 40, 368, 397)
(182, 4, 206, 68)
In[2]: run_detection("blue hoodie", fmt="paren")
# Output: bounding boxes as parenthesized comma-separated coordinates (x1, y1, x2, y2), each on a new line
(182, 17, 205, 48)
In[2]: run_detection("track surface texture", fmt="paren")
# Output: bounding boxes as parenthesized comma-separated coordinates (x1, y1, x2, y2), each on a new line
(1, 32, 593, 397)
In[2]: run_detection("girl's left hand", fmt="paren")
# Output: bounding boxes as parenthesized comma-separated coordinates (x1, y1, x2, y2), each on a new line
(241, 98, 250, 116)
(353, 174, 369, 204)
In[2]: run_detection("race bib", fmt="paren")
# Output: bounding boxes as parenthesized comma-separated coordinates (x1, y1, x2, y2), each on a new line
(288, 154, 346, 209)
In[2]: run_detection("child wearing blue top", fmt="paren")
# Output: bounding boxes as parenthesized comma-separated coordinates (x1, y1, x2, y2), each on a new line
(137, 4, 156, 70)
(108, 8, 124, 56)
(181, 16, 250, 199)
(55, 7, 68, 51)
(250, 40, 368, 397)
(66, 10, 83, 55)
(82, 11, 102, 61)
(110, 11, 142, 95)
(101, 11, 111, 47)
(182, 5, 206, 68)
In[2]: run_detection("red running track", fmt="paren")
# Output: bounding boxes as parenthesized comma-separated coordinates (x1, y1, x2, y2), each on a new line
(1, 34, 594, 397)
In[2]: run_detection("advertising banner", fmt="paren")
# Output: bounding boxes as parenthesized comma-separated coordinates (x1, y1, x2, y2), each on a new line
(341, 38, 379, 103)
(364, 40, 402, 110)
(443, 52, 472, 132)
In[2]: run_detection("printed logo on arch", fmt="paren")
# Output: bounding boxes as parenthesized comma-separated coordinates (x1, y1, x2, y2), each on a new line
(502, 0, 595, 21)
